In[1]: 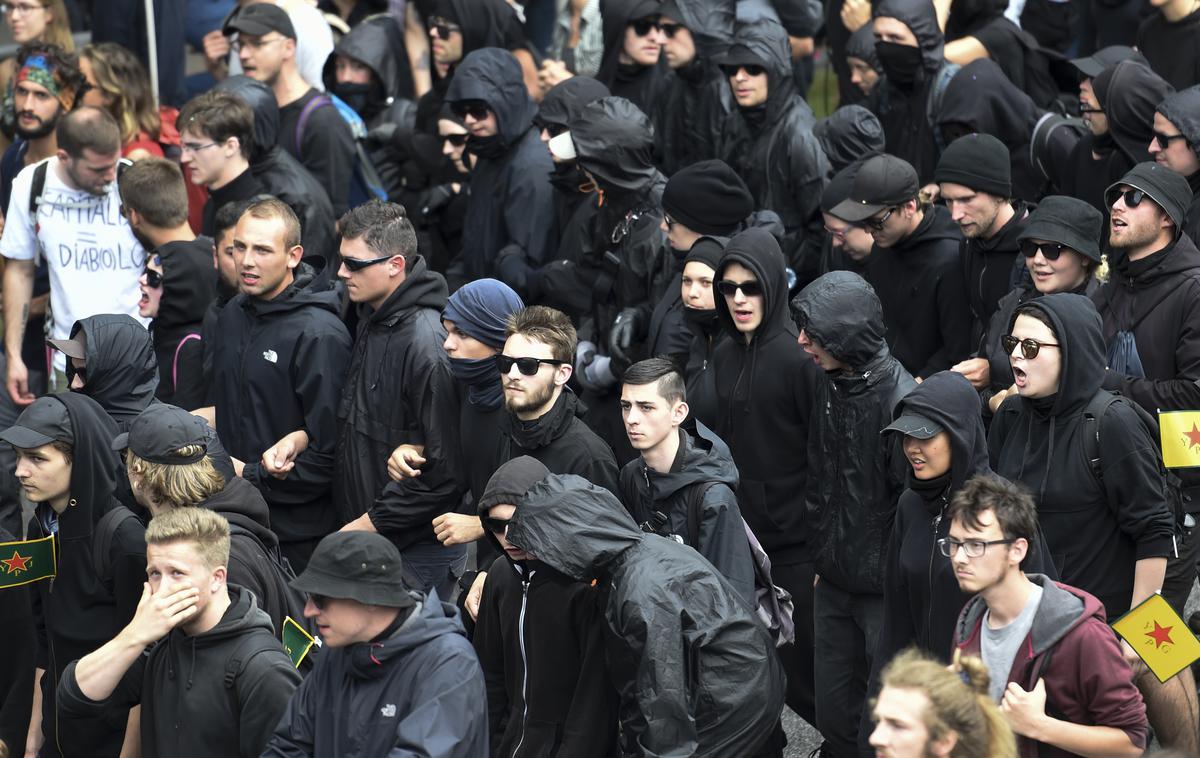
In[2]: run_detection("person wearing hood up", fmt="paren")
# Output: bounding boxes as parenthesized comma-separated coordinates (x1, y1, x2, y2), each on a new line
(844, 24, 882, 97)
(716, 17, 828, 288)
(866, 0, 958, 184)
(472, 456, 618, 757)
(940, 0, 1058, 109)
(1093, 163, 1200, 619)
(1152, 85, 1200, 246)
(594, 0, 671, 113)
(1, 393, 145, 758)
(444, 48, 555, 299)
(790, 270, 914, 755)
(813, 104, 885, 176)
(712, 226, 821, 726)
(57, 507, 301, 758)
(831, 153, 970, 379)
(678, 234, 726, 430)
(423, 0, 536, 113)
(118, 158, 218, 412)
(1135, 0, 1200, 92)
(651, 0, 734, 176)
(818, 161, 875, 278)
(1092, 60, 1175, 175)
(499, 465, 786, 757)
(262, 531, 488, 757)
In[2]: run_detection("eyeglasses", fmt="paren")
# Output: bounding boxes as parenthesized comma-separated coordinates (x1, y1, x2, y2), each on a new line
(340, 253, 395, 272)
(498, 355, 564, 376)
(823, 224, 858, 240)
(180, 141, 218, 155)
(1105, 187, 1147, 210)
(660, 21, 685, 38)
(1, 2, 46, 15)
(142, 267, 163, 288)
(450, 101, 490, 122)
(442, 133, 468, 147)
(307, 593, 329, 610)
(863, 207, 896, 231)
(719, 63, 767, 78)
(715, 279, 763, 298)
(1001, 335, 1060, 360)
(629, 17, 661, 36)
(1078, 106, 1104, 116)
(1019, 240, 1072, 261)
(1152, 131, 1188, 149)
(231, 35, 288, 52)
(663, 214, 676, 229)
(480, 515, 511, 534)
(937, 538, 1016, 558)
(428, 16, 461, 38)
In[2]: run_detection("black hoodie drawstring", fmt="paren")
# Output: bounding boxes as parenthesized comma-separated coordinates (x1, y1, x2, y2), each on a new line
(187, 636, 197, 690)
(1039, 419, 1056, 504)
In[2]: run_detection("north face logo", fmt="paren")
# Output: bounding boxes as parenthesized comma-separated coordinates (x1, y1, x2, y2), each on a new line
(380, 704, 396, 718)
(262, 349, 278, 363)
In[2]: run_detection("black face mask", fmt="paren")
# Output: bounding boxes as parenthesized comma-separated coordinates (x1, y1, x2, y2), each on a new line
(875, 41, 924, 86)
(333, 82, 373, 115)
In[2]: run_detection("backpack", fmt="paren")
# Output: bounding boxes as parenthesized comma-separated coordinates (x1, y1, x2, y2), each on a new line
(227, 522, 318, 641)
(91, 505, 142, 594)
(685, 481, 796, 647)
(927, 62, 961, 153)
(28, 158, 132, 220)
(294, 93, 388, 208)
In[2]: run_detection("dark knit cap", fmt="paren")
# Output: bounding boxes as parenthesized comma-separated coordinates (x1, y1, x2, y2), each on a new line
(683, 236, 727, 269)
(1106, 162, 1194, 232)
(934, 133, 1011, 198)
(822, 162, 859, 214)
(478, 456, 551, 513)
(442, 278, 525, 349)
(662, 160, 755, 236)
(1017, 196, 1104, 263)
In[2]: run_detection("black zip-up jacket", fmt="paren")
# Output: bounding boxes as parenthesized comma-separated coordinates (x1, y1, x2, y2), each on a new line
(28, 393, 145, 758)
(793, 271, 915, 594)
(1093, 232, 1200, 510)
(713, 228, 820, 564)
(865, 204, 971, 378)
(152, 237, 216, 411)
(214, 262, 352, 543)
(988, 293, 1176, 618)
(960, 202, 1030, 352)
(498, 389, 620, 496)
(58, 586, 301, 758)
(619, 421, 756, 607)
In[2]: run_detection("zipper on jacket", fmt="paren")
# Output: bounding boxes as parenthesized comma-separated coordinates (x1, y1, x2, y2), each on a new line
(512, 571, 536, 757)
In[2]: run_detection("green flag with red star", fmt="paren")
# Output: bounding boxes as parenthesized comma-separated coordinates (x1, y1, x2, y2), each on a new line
(0, 535, 56, 589)
(281, 616, 315, 668)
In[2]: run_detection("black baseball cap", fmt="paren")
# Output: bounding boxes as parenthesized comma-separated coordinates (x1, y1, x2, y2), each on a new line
(0, 397, 73, 449)
(830, 154, 919, 223)
(291, 532, 416, 609)
(224, 3, 296, 39)
(47, 332, 86, 360)
(112, 404, 209, 464)
(1069, 46, 1147, 80)
(882, 412, 943, 439)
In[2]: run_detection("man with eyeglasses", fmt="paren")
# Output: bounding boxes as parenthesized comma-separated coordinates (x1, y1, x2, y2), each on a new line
(263, 530, 488, 757)
(949, 475, 1150, 758)
(205, 0, 334, 94)
(1152, 86, 1200, 246)
(831, 153, 970, 380)
(177, 91, 265, 240)
(818, 162, 875, 277)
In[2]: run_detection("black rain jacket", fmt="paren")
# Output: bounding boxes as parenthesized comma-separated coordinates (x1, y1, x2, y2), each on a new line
(596, 0, 672, 112)
(814, 104, 886, 174)
(152, 238, 216, 410)
(1157, 85, 1200, 246)
(1099, 61, 1175, 169)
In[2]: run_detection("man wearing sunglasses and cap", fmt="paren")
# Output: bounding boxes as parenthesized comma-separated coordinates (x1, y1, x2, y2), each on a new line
(262, 531, 488, 757)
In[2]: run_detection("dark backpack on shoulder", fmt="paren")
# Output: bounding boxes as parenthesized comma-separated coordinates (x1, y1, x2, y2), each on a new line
(91, 505, 142, 594)
(227, 523, 316, 640)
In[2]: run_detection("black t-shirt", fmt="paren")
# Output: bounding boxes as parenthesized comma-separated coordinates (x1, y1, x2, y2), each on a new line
(277, 88, 356, 217)
(1136, 8, 1200, 91)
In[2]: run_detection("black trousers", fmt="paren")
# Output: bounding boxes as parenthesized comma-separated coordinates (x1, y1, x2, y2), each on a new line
(770, 559, 817, 728)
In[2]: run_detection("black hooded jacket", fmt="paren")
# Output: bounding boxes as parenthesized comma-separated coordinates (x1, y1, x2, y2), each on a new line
(619, 421, 756, 606)
(213, 76, 338, 267)
(713, 228, 820, 564)
(505, 473, 786, 758)
(1095, 61, 1175, 168)
(814, 105, 886, 174)
(445, 48, 556, 298)
(58, 585, 301, 758)
(596, 0, 672, 112)
(152, 238, 217, 410)
(213, 262, 352, 543)
(28, 393, 144, 758)
(988, 294, 1175, 618)
(1157, 85, 1200, 246)
(537, 76, 609, 260)
(716, 18, 828, 285)
(866, 205, 971, 378)
(342, 258, 464, 551)
(793, 272, 915, 593)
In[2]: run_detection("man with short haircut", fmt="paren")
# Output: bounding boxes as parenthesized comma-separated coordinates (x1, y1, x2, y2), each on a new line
(262, 531, 488, 757)
(206, 197, 352, 571)
(177, 90, 265, 239)
(617, 358, 754, 607)
(227, 3, 354, 216)
(1152, 86, 1200, 246)
(204, 0, 334, 92)
(202, 200, 250, 404)
(2, 106, 146, 402)
(58, 507, 301, 758)
(950, 475, 1149, 757)
(831, 153, 970, 379)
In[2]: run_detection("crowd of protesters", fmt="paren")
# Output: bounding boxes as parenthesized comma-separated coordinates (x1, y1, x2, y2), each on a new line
(0, 0, 1198, 756)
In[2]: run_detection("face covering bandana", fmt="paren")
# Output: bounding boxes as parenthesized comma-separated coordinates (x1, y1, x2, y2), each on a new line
(333, 82, 373, 115)
(449, 355, 504, 410)
(875, 41, 924, 87)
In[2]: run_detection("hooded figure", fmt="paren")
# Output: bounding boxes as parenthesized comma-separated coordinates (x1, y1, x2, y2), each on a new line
(716, 17, 828, 286)
(596, 0, 672, 113)
(503, 470, 786, 757)
(151, 240, 217, 411)
(943, 0, 1057, 108)
(987, 294, 1176, 619)
(845, 23, 882, 92)
(445, 48, 556, 299)
(1156, 85, 1200, 245)
(213, 76, 338, 267)
(680, 235, 728, 430)
(814, 105, 886, 173)
(1093, 61, 1175, 168)
(868, 0, 956, 183)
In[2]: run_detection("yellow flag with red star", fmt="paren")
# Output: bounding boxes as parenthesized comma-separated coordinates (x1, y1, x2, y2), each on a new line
(1159, 410, 1200, 468)
(1112, 593, 1200, 683)
(0, 535, 55, 589)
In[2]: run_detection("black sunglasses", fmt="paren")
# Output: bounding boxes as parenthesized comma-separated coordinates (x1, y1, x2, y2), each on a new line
(428, 16, 461, 38)
(340, 253, 394, 272)
(1152, 130, 1188, 148)
(660, 21, 685, 38)
(442, 133, 468, 147)
(1019, 240, 1072, 261)
(450, 101, 490, 121)
(715, 279, 764, 298)
(1078, 106, 1104, 115)
(629, 17, 661, 36)
(498, 355, 564, 376)
(1001, 335, 1060, 360)
(481, 515, 511, 534)
(307, 593, 329, 610)
(863, 207, 896, 231)
(719, 63, 767, 78)
(142, 267, 162, 288)
(1105, 187, 1147, 210)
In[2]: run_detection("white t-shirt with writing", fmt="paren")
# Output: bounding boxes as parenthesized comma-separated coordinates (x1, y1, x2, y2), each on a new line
(0, 157, 146, 372)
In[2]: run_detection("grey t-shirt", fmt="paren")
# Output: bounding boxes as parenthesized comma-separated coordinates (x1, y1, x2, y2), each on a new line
(981, 584, 1044, 702)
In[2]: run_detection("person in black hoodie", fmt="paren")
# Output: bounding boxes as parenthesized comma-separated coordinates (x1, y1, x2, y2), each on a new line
(845, 24, 882, 99)
(1093, 60, 1175, 174)
(715, 17, 828, 287)
(712, 226, 821, 725)
(1, 393, 144, 758)
(819, 161, 876, 278)
(813, 104, 885, 175)
(595, 0, 671, 113)
(57, 507, 301, 758)
(790, 270, 914, 754)
(679, 236, 727, 430)
(445, 48, 555, 298)
(0, 524, 35, 757)
(208, 197, 352, 571)
(473, 456, 617, 757)
(1153, 85, 1200, 247)
(831, 153, 970, 379)
(1135, 0, 1200, 92)
(201, 201, 248, 406)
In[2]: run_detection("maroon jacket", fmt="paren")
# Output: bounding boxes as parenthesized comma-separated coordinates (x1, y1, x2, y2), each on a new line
(954, 575, 1148, 758)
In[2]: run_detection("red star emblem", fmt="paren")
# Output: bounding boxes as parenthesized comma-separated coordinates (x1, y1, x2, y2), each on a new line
(1185, 423, 1200, 450)
(1146, 620, 1174, 649)
(1, 550, 31, 575)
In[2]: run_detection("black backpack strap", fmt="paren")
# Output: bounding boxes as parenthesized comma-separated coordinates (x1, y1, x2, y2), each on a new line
(685, 481, 719, 549)
(28, 159, 47, 217)
(224, 630, 280, 715)
(1081, 390, 1120, 484)
(92, 506, 140, 588)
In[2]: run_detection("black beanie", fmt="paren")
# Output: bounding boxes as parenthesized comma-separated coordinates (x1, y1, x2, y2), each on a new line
(662, 159, 755, 236)
(478, 456, 551, 513)
(934, 133, 1012, 198)
(683, 236, 727, 269)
